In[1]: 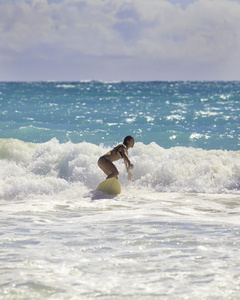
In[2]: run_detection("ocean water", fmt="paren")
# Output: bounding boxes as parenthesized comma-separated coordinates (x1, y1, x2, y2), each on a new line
(0, 81, 240, 299)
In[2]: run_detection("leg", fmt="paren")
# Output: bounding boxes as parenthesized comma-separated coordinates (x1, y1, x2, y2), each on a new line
(98, 156, 119, 179)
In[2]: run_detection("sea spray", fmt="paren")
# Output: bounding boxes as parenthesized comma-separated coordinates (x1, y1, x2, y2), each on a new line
(1, 138, 240, 201)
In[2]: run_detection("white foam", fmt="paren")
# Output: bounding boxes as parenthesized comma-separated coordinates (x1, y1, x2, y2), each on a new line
(56, 84, 76, 88)
(1, 139, 240, 299)
(0, 138, 240, 201)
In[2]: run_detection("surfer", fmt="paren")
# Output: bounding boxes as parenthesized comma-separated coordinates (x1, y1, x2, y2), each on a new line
(98, 135, 135, 181)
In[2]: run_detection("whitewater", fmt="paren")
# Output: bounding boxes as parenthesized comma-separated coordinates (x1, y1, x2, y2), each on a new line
(0, 81, 240, 299)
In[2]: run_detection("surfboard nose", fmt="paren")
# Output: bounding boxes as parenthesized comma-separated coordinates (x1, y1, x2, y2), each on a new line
(97, 178, 121, 195)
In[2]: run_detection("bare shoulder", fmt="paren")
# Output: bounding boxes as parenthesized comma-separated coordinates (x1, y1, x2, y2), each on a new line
(114, 143, 126, 151)
(120, 144, 127, 152)
(113, 144, 127, 158)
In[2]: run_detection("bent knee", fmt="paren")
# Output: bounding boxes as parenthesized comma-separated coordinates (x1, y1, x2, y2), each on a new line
(113, 170, 119, 177)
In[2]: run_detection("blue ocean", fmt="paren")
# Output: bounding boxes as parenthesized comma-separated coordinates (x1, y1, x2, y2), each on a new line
(0, 81, 240, 299)
(1, 81, 240, 150)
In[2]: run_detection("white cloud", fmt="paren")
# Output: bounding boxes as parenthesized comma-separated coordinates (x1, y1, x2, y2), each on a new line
(133, 0, 240, 62)
(0, 0, 240, 80)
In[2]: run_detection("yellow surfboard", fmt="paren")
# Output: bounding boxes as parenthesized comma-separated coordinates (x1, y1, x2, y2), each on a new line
(97, 178, 121, 195)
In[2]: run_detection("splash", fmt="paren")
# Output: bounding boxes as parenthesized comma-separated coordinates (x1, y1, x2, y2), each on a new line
(0, 138, 240, 200)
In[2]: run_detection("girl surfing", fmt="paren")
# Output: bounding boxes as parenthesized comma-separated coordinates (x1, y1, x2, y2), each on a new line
(98, 136, 135, 181)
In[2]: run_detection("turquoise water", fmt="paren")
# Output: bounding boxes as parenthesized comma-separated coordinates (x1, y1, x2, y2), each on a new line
(1, 81, 239, 150)
(0, 81, 240, 299)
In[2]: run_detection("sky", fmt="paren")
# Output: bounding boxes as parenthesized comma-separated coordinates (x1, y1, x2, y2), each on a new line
(1, 0, 240, 81)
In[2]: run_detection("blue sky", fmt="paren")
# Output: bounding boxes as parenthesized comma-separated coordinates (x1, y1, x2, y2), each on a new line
(1, 0, 240, 81)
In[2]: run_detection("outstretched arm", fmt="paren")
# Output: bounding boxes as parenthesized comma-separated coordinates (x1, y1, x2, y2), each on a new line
(122, 148, 134, 180)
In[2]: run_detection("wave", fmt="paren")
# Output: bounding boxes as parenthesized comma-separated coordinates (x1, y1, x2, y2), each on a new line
(56, 84, 76, 88)
(0, 138, 240, 200)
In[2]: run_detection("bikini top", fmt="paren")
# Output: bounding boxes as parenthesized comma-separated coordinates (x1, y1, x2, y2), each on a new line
(114, 144, 126, 159)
